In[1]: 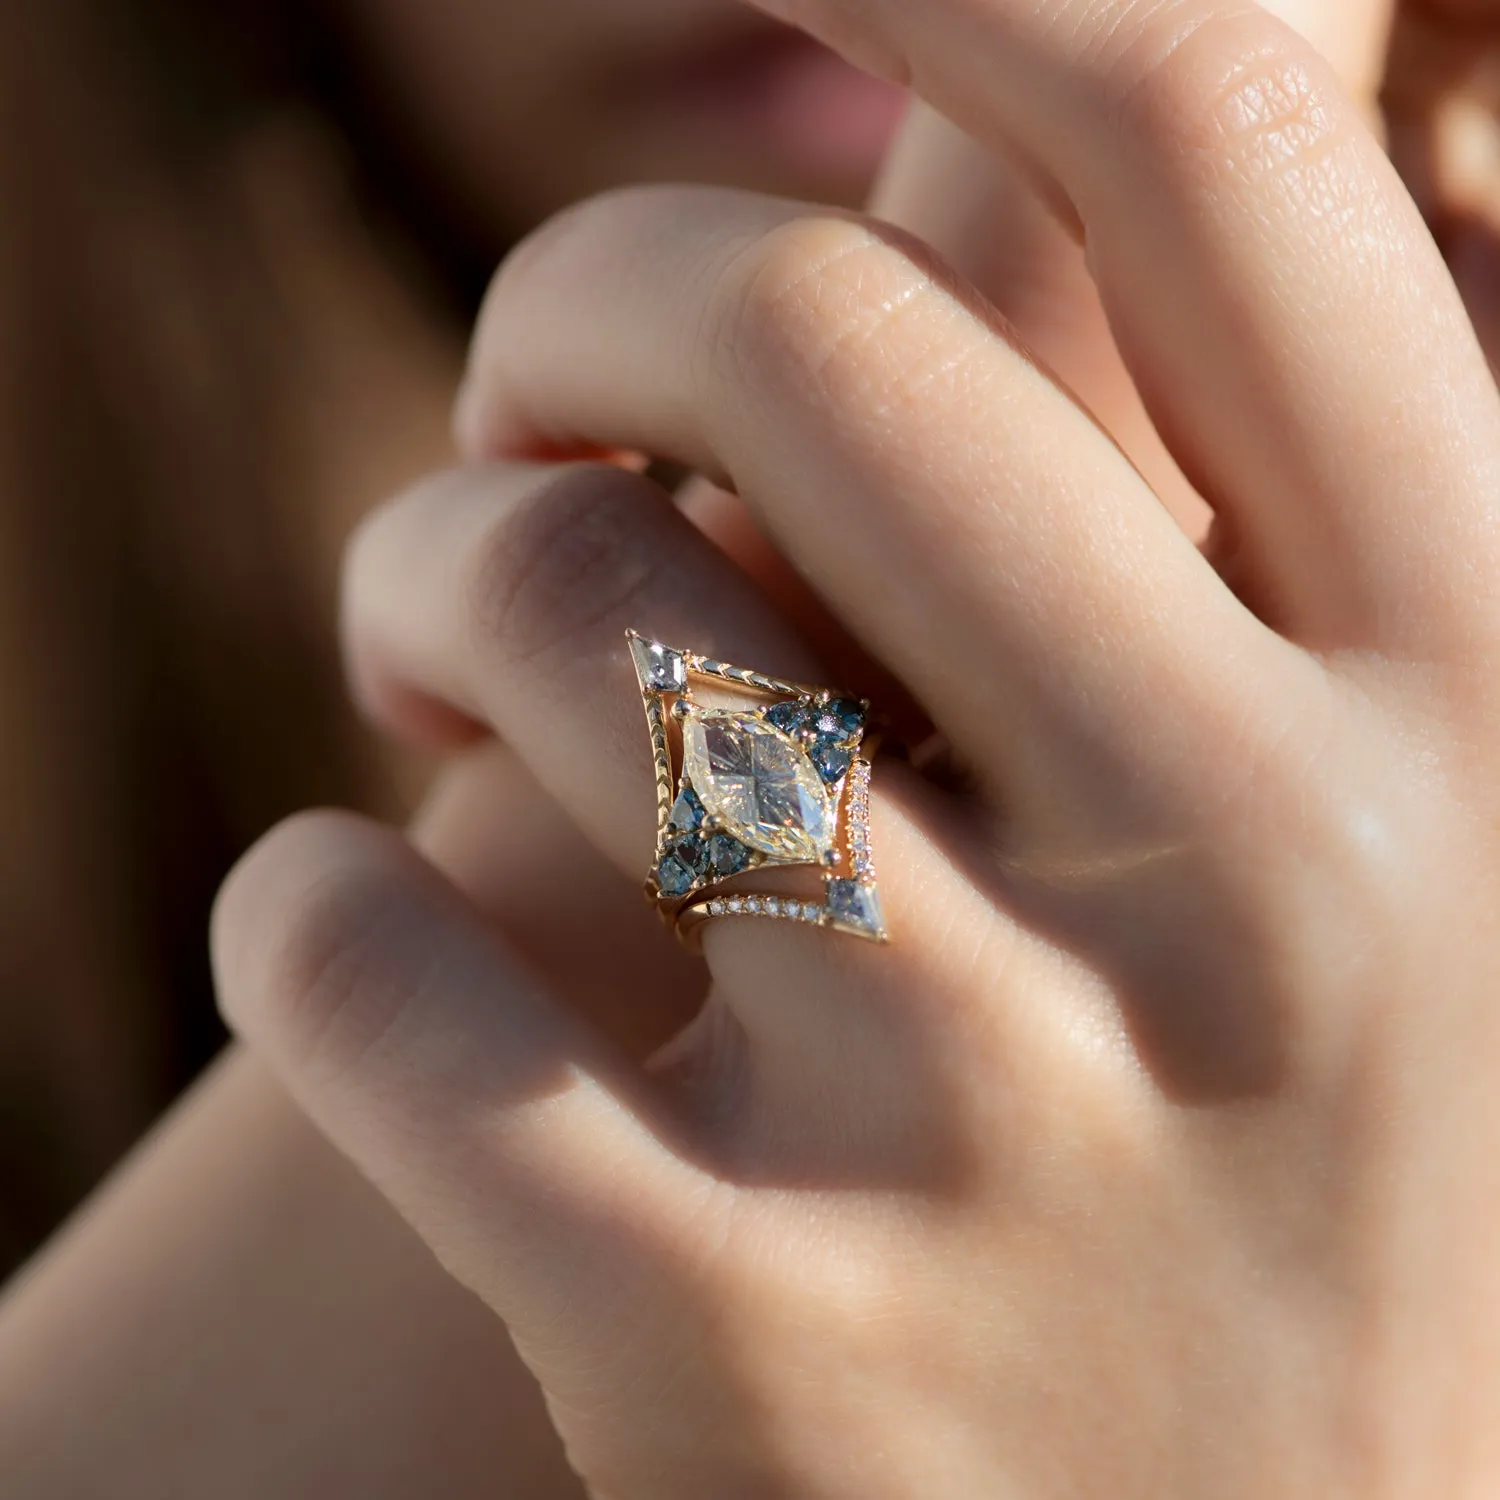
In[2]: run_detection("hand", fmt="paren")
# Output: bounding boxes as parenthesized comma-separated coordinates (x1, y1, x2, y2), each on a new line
(215, 1, 1500, 1496)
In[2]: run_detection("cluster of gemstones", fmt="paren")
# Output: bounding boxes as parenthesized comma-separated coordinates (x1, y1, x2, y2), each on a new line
(762, 695, 868, 786)
(653, 695, 869, 902)
(654, 785, 757, 899)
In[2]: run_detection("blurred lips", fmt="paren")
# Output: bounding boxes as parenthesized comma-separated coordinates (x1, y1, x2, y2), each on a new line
(623, 22, 908, 181)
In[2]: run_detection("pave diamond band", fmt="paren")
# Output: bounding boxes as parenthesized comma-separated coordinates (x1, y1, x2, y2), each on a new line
(629, 630, 889, 945)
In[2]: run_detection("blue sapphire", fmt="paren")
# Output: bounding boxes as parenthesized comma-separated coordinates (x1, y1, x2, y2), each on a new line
(765, 700, 811, 737)
(817, 698, 866, 740)
(657, 852, 696, 897)
(811, 742, 853, 783)
(706, 834, 752, 878)
(675, 833, 711, 873)
(668, 785, 706, 832)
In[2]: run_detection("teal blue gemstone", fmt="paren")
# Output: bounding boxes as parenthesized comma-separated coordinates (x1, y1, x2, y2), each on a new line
(657, 852, 696, 897)
(707, 834, 752, 878)
(817, 699, 866, 740)
(765, 700, 810, 737)
(668, 786, 706, 832)
(812, 743, 854, 784)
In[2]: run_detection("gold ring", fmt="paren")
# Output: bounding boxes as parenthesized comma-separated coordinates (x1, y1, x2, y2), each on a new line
(629, 630, 888, 946)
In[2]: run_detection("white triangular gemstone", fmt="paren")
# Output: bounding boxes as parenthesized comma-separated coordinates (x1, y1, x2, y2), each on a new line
(628, 634, 687, 693)
(827, 879, 887, 940)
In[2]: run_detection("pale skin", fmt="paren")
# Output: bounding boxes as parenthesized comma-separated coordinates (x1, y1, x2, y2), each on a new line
(231, 0, 1500, 1494)
(9, 0, 1500, 1494)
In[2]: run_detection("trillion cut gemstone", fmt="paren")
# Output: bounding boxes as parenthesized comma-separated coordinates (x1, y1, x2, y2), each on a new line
(706, 833, 752, 878)
(765, 699, 811, 737)
(668, 786, 705, 833)
(811, 742, 854, 784)
(629, 635, 688, 694)
(681, 709, 833, 864)
(817, 699, 866, 740)
(826, 879, 887, 939)
(656, 832, 712, 899)
(656, 851, 697, 898)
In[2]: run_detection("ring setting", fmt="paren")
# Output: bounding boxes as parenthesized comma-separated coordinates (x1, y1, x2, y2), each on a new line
(629, 631, 888, 944)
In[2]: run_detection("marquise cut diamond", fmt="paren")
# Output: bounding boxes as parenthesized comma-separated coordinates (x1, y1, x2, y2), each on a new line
(681, 709, 833, 864)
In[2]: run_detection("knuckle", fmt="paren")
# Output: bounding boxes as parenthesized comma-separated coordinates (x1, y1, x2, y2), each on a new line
(214, 811, 421, 1081)
(501, 183, 683, 285)
(711, 214, 949, 418)
(343, 469, 454, 638)
(486, 183, 719, 341)
(1209, 688, 1443, 998)
(1108, 11, 1359, 204)
(460, 464, 666, 679)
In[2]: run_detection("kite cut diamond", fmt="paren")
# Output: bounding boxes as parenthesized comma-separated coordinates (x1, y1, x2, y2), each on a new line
(629, 635, 688, 694)
(827, 879, 887, 940)
(681, 709, 834, 865)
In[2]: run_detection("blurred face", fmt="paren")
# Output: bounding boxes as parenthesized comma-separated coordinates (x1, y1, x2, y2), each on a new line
(334, 0, 907, 238)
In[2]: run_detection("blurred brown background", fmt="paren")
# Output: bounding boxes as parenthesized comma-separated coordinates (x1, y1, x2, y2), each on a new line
(0, 0, 902, 1274)
(0, 0, 434, 1271)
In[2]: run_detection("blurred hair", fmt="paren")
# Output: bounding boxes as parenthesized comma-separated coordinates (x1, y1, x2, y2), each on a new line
(0, 0, 465, 1266)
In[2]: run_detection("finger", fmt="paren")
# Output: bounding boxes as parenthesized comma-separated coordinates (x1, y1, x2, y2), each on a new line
(344, 455, 982, 1087)
(412, 741, 707, 1061)
(212, 810, 709, 1376)
(1259, 0, 1390, 111)
(453, 187, 1286, 830)
(345, 459, 825, 875)
(742, 0, 1500, 649)
(867, 101, 1209, 537)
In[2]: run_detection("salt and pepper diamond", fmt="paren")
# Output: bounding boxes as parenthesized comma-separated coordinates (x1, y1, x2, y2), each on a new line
(629, 634, 688, 694)
(681, 708, 835, 865)
(827, 878, 887, 941)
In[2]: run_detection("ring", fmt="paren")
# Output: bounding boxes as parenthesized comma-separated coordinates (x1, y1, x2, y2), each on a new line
(629, 630, 889, 946)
